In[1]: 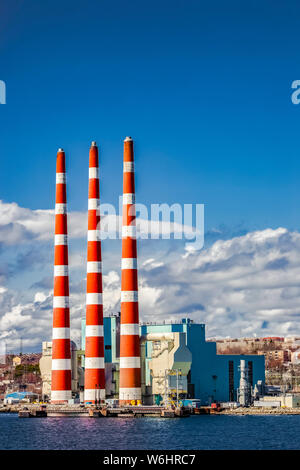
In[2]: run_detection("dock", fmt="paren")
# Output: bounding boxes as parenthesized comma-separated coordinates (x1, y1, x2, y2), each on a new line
(14, 404, 300, 417)
(16, 404, 191, 418)
(87, 405, 190, 418)
(19, 408, 47, 418)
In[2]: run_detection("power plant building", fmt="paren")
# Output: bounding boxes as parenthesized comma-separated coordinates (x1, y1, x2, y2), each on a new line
(81, 316, 265, 405)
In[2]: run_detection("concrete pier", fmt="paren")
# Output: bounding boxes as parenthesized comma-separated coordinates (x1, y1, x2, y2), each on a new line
(12, 404, 190, 418)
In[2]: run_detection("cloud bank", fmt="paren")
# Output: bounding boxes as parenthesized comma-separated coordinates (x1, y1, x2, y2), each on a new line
(0, 200, 299, 351)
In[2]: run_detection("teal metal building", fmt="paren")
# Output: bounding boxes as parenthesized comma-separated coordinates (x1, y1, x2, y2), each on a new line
(141, 319, 265, 404)
(81, 316, 265, 405)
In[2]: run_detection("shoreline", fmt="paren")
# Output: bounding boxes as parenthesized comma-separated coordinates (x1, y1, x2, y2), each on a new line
(220, 407, 300, 416)
(2, 404, 300, 416)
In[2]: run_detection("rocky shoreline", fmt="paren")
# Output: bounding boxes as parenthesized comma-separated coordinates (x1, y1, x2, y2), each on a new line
(220, 407, 300, 415)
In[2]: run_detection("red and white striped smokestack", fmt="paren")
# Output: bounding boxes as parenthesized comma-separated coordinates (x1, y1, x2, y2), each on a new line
(51, 148, 72, 403)
(119, 137, 141, 405)
(84, 141, 105, 403)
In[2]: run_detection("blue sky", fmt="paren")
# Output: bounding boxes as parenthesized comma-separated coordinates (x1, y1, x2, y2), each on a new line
(1, 0, 300, 231)
(2, 1, 300, 350)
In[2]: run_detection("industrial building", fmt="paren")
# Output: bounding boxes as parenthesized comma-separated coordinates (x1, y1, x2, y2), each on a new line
(41, 315, 265, 405)
(4, 391, 38, 404)
(253, 394, 300, 408)
(79, 315, 265, 405)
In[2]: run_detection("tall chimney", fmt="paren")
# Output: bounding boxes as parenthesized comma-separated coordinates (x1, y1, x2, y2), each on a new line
(119, 137, 141, 404)
(51, 148, 72, 403)
(84, 141, 105, 403)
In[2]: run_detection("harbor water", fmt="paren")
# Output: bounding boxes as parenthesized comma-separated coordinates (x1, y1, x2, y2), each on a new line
(1, 413, 300, 450)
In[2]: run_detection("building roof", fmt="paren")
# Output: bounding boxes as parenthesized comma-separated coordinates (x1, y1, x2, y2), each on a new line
(5, 391, 37, 399)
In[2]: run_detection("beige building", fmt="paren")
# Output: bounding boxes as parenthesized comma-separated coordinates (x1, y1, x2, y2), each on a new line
(142, 331, 192, 403)
(39, 341, 82, 400)
(39, 342, 52, 398)
(281, 394, 300, 408)
(258, 349, 290, 364)
(257, 394, 300, 408)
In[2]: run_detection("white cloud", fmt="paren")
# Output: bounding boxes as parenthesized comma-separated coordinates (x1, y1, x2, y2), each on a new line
(0, 200, 201, 245)
(2, 199, 300, 349)
(0, 200, 87, 244)
(156, 227, 300, 338)
(34, 292, 47, 303)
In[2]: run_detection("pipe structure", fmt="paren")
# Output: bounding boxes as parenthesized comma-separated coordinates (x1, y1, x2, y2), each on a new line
(84, 141, 105, 403)
(140, 333, 175, 343)
(51, 148, 72, 403)
(119, 137, 141, 404)
(238, 359, 251, 406)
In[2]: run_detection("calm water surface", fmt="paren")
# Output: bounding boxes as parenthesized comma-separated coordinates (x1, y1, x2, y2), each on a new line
(1, 413, 300, 450)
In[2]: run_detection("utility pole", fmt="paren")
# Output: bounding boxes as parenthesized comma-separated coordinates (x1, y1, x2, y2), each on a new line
(176, 369, 181, 408)
(4, 342, 7, 365)
(176, 369, 179, 408)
